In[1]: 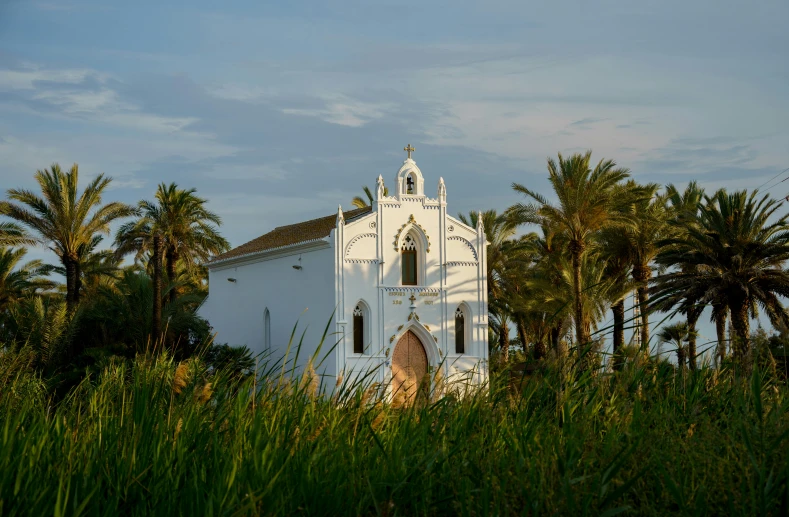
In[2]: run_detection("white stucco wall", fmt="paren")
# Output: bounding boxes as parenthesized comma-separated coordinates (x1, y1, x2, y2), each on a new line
(199, 241, 337, 382)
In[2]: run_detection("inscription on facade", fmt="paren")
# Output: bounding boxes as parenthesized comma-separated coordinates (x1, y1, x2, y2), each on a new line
(389, 292, 406, 297)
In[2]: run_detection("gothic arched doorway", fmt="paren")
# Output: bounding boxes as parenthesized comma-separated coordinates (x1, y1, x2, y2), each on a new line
(391, 330, 429, 406)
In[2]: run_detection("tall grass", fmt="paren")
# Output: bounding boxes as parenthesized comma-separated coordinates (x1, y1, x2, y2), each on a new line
(1, 344, 788, 516)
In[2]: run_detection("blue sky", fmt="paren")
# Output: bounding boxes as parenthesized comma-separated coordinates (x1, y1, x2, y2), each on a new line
(1, 0, 788, 351)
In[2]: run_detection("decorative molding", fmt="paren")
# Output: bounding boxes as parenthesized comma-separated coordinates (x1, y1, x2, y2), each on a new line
(448, 235, 478, 260)
(445, 261, 478, 267)
(393, 214, 431, 253)
(345, 258, 379, 264)
(381, 286, 442, 293)
(345, 232, 377, 257)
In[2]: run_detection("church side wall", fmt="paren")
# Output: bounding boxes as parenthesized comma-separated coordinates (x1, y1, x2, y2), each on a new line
(200, 243, 337, 384)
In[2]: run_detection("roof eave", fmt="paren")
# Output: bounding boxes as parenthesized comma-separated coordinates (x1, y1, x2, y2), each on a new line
(205, 238, 331, 270)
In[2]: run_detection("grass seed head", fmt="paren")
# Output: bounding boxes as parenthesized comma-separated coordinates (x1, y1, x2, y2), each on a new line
(173, 363, 189, 395)
(197, 382, 213, 404)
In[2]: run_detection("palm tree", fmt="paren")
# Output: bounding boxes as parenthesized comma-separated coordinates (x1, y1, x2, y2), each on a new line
(352, 185, 389, 209)
(0, 164, 135, 311)
(503, 225, 573, 360)
(117, 183, 229, 304)
(657, 322, 693, 369)
(116, 183, 228, 338)
(458, 210, 530, 363)
(661, 181, 707, 369)
(652, 190, 789, 370)
(510, 151, 633, 351)
(601, 183, 667, 353)
(597, 227, 634, 369)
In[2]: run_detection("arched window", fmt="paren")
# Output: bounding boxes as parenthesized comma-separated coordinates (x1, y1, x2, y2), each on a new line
(353, 305, 364, 354)
(406, 173, 415, 194)
(401, 235, 417, 285)
(455, 306, 465, 354)
(264, 308, 271, 352)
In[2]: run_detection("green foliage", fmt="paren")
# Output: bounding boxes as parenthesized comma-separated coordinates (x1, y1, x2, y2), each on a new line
(205, 343, 256, 379)
(1, 349, 788, 515)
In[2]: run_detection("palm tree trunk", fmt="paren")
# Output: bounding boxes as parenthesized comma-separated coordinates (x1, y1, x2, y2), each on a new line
(612, 299, 625, 370)
(551, 325, 565, 358)
(633, 265, 651, 352)
(64, 255, 78, 312)
(499, 322, 510, 364)
(676, 342, 686, 370)
(166, 248, 178, 305)
(729, 300, 751, 372)
(74, 261, 82, 305)
(570, 245, 587, 348)
(687, 307, 701, 370)
(516, 317, 528, 358)
(152, 234, 163, 341)
(715, 307, 728, 366)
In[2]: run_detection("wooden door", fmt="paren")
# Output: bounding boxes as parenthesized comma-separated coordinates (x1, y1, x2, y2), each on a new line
(391, 330, 429, 406)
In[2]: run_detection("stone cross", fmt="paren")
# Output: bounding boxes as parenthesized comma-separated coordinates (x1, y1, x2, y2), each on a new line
(404, 144, 415, 159)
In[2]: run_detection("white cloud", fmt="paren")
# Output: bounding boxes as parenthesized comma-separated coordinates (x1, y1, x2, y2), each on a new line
(282, 96, 394, 127)
(0, 65, 201, 135)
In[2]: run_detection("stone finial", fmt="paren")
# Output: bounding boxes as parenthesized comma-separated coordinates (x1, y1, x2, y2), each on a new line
(376, 174, 385, 200)
(438, 177, 446, 200)
(337, 205, 344, 226)
(477, 210, 485, 235)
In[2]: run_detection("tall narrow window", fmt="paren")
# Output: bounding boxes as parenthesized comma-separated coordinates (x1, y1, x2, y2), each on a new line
(353, 305, 364, 354)
(455, 307, 465, 354)
(264, 308, 271, 352)
(401, 235, 417, 285)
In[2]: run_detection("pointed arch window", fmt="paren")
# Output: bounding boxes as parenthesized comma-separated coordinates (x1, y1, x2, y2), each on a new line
(401, 235, 417, 285)
(353, 305, 365, 354)
(455, 307, 465, 354)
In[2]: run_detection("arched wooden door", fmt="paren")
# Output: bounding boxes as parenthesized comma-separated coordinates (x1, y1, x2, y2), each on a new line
(391, 330, 429, 406)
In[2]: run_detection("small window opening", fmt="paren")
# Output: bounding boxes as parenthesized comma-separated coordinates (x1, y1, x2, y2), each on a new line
(401, 235, 417, 285)
(455, 307, 465, 354)
(353, 305, 364, 354)
(406, 174, 415, 194)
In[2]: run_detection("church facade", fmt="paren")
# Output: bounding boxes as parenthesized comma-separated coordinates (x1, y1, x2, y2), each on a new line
(200, 148, 489, 399)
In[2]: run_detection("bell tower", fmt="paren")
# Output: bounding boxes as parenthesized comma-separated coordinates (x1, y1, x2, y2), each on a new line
(395, 143, 425, 198)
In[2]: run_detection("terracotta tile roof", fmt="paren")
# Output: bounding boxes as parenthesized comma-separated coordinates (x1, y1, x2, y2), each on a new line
(208, 206, 372, 265)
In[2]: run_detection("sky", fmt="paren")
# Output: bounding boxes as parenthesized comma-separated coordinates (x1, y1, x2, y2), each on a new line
(1, 0, 788, 353)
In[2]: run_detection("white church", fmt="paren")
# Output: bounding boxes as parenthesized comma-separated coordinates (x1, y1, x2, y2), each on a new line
(200, 146, 489, 400)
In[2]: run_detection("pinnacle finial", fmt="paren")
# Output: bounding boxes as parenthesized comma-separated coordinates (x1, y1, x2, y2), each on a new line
(376, 175, 385, 201)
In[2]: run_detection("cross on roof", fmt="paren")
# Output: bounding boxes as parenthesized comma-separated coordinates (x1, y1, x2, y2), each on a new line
(404, 144, 415, 159)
